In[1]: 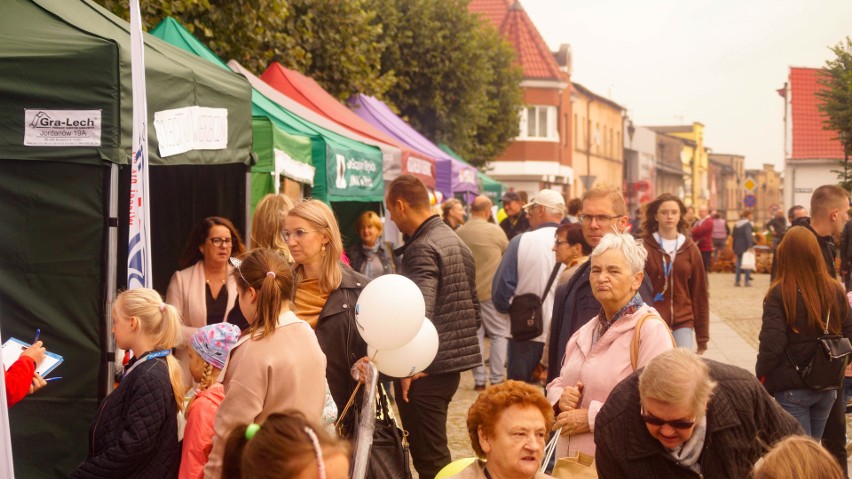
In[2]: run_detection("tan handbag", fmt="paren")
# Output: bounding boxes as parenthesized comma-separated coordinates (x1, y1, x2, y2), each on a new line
(543, 433, 598, 479)
(551, 451, 597, 479)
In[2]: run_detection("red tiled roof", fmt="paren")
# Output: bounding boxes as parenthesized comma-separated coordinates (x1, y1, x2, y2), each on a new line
(469, 0, 565, 81)
(789, 67, 845, 160)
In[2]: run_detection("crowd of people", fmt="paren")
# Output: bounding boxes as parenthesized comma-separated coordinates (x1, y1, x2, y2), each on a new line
(10, 176, 852, 478)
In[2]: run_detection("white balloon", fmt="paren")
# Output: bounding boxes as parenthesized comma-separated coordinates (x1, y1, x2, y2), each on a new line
(356, 274, 425, 350)
(368, 318, 439, 378)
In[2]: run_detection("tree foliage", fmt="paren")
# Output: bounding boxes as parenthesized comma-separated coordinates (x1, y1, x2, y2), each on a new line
(368, 0, 522, 166)
(816, 37, 852, 191)
(93, 0, 523, 166)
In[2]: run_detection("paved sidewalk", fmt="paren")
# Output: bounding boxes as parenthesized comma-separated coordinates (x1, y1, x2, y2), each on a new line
(702, 311, 757, 373)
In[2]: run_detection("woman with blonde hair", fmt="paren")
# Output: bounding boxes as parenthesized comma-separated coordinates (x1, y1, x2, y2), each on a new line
(757, 226, 852, 439)
(753, 435, 843, 479)
(250, 193, 295, 261)
(70, 288, 184, 478)
(286, 200, 369, 414)
(204, 248, 327, 478)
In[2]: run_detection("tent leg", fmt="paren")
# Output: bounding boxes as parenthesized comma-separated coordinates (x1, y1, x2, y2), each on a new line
(245, 168, 251, 247)
(105, 163, 119, 395)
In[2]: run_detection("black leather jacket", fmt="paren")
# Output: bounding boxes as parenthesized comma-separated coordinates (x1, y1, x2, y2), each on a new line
(395, 215, 482, 375)
(314, 265, 370, 411)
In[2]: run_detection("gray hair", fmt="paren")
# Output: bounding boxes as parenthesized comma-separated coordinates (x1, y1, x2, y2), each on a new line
(639, 348, 717, 418)
(542, 204, 566, 219)
(590, 232, 647, 275)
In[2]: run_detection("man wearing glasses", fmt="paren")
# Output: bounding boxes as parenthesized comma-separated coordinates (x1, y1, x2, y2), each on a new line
(545, 185, 654, 384)
(594, 348, 801, 478)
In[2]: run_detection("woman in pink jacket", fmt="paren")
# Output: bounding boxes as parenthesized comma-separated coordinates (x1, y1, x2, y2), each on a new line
(546, 232, 675, 458)
(178, 322, 241, 479)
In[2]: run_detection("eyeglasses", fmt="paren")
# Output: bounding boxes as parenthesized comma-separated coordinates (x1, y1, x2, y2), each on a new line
(640, 407, 696, 430)
(554, 239, 569, 246)
(208, 237, 233, 247)
(282, 228, 317, 243)
(578, 214, 622, 226)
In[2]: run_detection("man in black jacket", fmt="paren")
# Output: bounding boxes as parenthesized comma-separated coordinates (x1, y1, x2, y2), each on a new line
(546, 184, 654, 384)
(595, 349, 801, 478)
(386, 175, 482, 479)
(770, 184, 849, 473)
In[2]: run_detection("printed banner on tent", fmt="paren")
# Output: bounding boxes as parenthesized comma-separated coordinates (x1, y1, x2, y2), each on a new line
(153, 106, 228, 157)
(326, 148, 383, 199)
(274, 148, 315, 186)
(128, 0, 152, 289)
(23, 109, 102, 147)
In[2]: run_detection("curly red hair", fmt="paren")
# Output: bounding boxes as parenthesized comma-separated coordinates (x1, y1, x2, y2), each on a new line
(466, 380, 554, 459)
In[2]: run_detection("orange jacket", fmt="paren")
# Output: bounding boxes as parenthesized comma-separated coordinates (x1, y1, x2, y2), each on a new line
(178, 383, 224, 479)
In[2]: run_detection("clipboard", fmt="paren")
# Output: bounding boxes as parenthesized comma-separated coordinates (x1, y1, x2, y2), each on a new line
(2, 337, 64, 377)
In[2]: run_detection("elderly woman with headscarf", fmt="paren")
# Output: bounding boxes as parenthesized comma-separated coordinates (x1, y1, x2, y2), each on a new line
(443, 381, 554, 479)
(546, 232, 675, 458)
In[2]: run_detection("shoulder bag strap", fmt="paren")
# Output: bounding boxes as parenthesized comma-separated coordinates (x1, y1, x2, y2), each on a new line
(541, 263, 561, 300)
(631, 313, 676, 370)
(334, 382, 362, 433)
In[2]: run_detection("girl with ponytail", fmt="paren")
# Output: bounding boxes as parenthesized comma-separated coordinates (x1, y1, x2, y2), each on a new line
(70, 288, 183, 478)
(204, 248, 328, 479)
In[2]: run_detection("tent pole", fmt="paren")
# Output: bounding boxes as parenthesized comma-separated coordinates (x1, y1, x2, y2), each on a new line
(105, 163, 119, 395)
(245, 167, 251, 247)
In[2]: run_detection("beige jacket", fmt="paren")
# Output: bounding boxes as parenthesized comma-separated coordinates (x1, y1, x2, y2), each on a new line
(166, 261, 238, 386)
(203, 311, 327, 479)
(455, 217, 509, 301)
(448, 461, 554, 479)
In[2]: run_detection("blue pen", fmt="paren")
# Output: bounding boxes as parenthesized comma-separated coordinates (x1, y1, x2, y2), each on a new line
(33, 328, 40, 343)
(45, 377, 62, 382)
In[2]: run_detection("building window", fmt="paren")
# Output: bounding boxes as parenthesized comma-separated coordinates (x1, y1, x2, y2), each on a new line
(573, 113, 578, 148)
(518, 105, 558, 141)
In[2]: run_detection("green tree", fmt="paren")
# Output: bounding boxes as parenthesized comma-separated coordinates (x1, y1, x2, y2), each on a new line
(816, 37, 852, 191)
(93, 0, 391, 99)
(370, 0, 522, 167)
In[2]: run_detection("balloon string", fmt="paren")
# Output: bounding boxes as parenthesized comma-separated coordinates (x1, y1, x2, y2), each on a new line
(369, 350, 379, 362)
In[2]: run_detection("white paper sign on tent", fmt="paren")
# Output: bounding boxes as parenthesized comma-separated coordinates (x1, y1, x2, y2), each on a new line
(153, 106, 228, 157)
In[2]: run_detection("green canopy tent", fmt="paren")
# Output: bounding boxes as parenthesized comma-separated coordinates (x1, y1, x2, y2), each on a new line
(151, 18, 386, 243)
(0, 0, 253, 476)
(438, 144, 506, 201)
(150, 17, 316, 212)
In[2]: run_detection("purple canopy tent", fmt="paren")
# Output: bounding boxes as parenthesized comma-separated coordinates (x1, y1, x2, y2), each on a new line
(349, 94, 479, 202)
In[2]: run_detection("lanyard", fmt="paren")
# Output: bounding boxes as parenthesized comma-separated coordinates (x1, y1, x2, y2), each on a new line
(123, 349, 170, 378)
(653, 233, 680, 303)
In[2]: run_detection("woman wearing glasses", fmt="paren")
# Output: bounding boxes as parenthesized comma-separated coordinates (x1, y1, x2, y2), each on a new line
(285, 200, 370, 414)
(641, 193, 709, 354)
(167, 216, 247, 386)
(545, 232, 674, 459)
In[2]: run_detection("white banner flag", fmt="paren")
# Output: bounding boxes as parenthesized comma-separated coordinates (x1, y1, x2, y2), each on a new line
(0, 318, 14, 477)
(127, 0, 152, 289)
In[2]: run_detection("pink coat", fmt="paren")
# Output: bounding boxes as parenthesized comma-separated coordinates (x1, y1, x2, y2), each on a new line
(179, 383, 224, 479)
(546, 304, 674, 458)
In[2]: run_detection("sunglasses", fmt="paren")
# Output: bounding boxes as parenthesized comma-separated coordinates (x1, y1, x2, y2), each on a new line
(640, 407, 696, 430)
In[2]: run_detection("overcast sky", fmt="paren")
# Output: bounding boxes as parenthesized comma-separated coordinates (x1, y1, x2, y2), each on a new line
(521, 0, 852, 170)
